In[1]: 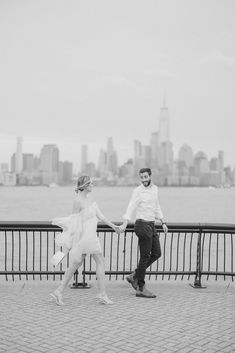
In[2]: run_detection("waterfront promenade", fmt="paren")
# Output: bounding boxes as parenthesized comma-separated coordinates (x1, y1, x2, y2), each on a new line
(1, 279, 235, 353)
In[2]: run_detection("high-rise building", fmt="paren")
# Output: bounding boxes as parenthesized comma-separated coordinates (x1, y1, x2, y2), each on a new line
(15, 136, 23, 174)
(134, 140, 143, 161)
(150, 132, 159, 168)
(118, 159, 134, 185)
(59, 160, 73, 184)
(158, 141, 174, 171)
(178, 144, 194, 168)
(97, 148, 107, 177)
(0, 163, 8, 172)
(143, 145, 151, 167)
(158, 99, 173, 170)
(39, 144, 59, 184)
(218, 150, 224, 172)
(106, 137, 118, 176)
(158, 97, 170, 144)
(81, 145, 88, 173)
(210, 157, 219, 171)
(23, 153, 34, 173)
(85, 162, 96, 178)
(11, 153, 16, 173)
(134, 140, 145, 175)
(218, 150, 225, 185)
(194, 151, 209, 175)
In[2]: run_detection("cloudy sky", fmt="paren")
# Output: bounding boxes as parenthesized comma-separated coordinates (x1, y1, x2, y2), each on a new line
(0, 0, 235, 171)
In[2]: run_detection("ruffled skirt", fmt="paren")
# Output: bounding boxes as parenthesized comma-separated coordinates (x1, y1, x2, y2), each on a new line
(52, 213, 102, 264)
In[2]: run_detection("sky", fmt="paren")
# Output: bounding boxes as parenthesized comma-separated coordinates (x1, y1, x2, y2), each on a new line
(0, 0, 235, 172)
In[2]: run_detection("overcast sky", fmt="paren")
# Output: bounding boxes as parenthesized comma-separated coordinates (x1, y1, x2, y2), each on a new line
(0, 0, 235, 171)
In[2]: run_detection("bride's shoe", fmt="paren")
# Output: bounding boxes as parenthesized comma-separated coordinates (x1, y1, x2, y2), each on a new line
(96, 293, 113, 305)
(50, 290, 64, 306)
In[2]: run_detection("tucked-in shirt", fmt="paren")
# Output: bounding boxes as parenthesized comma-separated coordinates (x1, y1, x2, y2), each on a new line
(123, 184, 163, 222)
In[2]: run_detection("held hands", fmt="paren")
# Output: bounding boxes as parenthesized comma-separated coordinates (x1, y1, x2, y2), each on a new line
(119, 221, 128, 233)
(112, 224, 121, 235)
(162, 223, 168, 234)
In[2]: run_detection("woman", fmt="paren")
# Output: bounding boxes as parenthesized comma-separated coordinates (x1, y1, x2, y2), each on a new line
(50, 175, 119, 305)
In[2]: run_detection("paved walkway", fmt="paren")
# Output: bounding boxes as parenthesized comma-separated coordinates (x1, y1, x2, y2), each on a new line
(0, 279, 235, 353)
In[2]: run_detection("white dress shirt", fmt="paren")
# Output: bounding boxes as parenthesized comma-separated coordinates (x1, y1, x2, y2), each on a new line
(123, 184, 164, 222)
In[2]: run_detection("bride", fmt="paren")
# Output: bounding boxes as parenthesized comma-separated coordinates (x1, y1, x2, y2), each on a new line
(50, 175, 120, 305)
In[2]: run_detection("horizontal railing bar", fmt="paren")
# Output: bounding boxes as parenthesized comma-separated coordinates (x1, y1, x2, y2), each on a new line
(1, 221, 235, 233)
(84, 271, 197, 275)
(0, 271, 196, 276)
(0, 271, 66, 275)
(200, 271, 235, 276)
(2, 271, 234, 276)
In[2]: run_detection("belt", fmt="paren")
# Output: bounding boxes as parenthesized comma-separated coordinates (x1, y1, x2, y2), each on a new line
(136, 219, 155, 224)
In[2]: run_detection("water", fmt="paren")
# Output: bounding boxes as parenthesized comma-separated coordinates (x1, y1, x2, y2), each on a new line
(0, 186, 234, 280)
(0, 185, 235, 224)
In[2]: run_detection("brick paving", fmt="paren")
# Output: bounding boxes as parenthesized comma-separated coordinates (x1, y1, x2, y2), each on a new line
(0, 279, 235, 353)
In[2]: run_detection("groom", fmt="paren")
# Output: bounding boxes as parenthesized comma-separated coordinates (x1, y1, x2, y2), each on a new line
(119, 167, 168, 298)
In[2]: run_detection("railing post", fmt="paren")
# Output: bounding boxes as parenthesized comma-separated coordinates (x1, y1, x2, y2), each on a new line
(70, 258, 90, 289)
(190, 224, 206, 289)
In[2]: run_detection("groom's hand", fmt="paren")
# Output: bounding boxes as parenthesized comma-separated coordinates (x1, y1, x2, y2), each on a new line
(119, 221, 128, 233)
(113, 225, 121, 235)
(162, 223, 168, 234)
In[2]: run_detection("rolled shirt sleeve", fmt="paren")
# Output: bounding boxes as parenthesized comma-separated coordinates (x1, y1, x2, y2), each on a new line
(154, 198, 164, 220)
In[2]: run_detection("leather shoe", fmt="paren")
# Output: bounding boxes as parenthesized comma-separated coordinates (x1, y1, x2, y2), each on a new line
(126, 272, 138, 290)
(136, 286, 156, 298)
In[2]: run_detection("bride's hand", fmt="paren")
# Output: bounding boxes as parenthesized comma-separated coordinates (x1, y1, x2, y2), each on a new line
(112, 225, 121, 234)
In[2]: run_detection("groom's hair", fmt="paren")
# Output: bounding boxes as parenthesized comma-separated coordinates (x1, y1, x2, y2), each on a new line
(139, 168, 152, 176)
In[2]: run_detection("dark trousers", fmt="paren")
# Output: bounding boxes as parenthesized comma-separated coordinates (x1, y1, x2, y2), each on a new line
(134, 219, 161, 289)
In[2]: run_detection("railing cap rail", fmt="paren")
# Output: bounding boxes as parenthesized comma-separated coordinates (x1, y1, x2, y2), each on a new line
(0, 221, 235, 232)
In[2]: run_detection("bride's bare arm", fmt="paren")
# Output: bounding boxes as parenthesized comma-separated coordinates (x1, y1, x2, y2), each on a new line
(95, 203, 120, 234)
(72, 197, 82, 213)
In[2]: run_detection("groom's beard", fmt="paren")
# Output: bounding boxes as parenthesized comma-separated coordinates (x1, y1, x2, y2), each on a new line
(142, 179, 151, 187)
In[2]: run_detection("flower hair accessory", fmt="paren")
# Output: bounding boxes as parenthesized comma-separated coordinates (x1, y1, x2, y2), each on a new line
(75, 179, 92, 193)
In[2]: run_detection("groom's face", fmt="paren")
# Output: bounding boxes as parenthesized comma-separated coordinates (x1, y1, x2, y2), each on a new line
(139, 172, 151, 187)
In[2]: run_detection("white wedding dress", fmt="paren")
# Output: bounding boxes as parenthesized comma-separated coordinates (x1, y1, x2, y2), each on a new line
(52, 202, 103, 264)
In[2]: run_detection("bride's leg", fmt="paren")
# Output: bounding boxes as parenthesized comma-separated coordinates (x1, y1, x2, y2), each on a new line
(92, 253, 113, 304)
(51, 255, 85, 305)
(58, 254, 86, 293)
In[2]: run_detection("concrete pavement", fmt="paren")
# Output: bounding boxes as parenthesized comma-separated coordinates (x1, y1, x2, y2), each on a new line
(0, 279, 235, 353)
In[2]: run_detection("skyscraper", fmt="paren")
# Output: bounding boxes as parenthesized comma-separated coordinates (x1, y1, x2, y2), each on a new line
(81, 145, 88, 173)
(106, 137, 118, 176)
(158, 97, 170, 144)
(178, 144, 194, 168)
(158, 98, 173, 170)
(150, 132, 159, 168)
(59, 160, 73, 184)
(40, 144, 59, 184)
(15, 136, 23, 174)
(97, 148, 107, 177)
(134, 140, 145, 175)
(23, 153, 34, 173)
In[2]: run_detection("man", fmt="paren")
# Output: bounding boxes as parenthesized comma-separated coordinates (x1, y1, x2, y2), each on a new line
(119, 167, 168, 298)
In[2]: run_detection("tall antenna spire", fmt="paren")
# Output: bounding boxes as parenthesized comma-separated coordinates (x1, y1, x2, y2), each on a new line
(162, 92, 167, 108)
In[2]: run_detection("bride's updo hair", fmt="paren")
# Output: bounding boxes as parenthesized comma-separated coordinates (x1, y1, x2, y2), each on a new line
(75, 175, 91, 193)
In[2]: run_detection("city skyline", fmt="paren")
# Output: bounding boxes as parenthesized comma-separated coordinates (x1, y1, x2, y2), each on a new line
(0, 1, 235, 170)
(0, 115, 234, 173)
(1, 127, 232, 187)
(0, 98, 234, 172)
(0, 122, 233, 174)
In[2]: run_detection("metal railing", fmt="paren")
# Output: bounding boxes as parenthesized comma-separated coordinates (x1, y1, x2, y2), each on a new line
(0, 222, 234, 287)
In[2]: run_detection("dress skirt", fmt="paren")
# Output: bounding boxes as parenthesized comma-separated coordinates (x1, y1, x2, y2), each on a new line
(52, 203, 102, 264)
